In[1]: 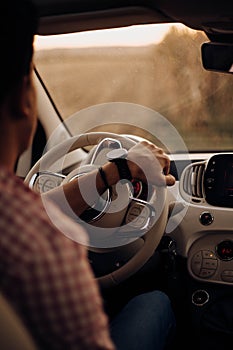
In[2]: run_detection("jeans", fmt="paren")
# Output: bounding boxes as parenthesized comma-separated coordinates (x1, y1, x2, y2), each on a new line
(110, 290, 176, 350)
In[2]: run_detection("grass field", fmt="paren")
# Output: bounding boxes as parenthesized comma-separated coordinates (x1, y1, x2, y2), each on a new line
(35, 33, 233, 152)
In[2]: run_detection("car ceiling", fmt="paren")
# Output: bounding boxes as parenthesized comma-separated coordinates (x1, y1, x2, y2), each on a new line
(32, 0, 233, 43)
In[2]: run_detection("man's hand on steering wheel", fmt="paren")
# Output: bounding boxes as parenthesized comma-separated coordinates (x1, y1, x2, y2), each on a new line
(102, 141, 176, 188)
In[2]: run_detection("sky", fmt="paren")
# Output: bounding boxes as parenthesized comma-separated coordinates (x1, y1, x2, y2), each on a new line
(35, 23, 181, 50)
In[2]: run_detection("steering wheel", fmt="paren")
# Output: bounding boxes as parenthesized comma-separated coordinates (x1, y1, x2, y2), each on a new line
(25, 132, 168, 289)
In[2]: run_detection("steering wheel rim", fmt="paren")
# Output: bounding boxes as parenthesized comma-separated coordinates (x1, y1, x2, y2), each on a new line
(25, 132, 168, 289)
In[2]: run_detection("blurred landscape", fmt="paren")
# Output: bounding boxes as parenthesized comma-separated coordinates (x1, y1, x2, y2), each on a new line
(35, 27, 233, 151)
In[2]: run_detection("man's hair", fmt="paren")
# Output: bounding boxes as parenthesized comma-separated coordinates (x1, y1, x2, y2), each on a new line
(0, 0, 38, 103)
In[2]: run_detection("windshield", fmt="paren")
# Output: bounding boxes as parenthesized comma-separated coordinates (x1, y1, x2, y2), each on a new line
(34, 23, 233, 153)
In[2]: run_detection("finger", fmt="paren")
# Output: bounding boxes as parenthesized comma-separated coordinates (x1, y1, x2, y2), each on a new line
(165, 174, 176, 186)
(163, 162, 170, 175)
(157, 154, 170, 175)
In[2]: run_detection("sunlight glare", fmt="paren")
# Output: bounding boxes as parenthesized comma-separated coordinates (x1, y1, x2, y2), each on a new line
(35, 23, 183, 50)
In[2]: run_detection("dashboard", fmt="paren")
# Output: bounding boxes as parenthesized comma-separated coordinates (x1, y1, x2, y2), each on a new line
(28, 148, 233, 286)
(169, 152, 233, 286)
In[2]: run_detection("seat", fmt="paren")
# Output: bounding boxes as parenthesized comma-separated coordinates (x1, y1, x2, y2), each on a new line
(0, 293, 38, 350)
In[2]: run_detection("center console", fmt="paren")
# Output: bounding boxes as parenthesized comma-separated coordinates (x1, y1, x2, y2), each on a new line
(178, 153, 233, 285)
(175, 153, 233, 349)
(179, 152, 233, 208)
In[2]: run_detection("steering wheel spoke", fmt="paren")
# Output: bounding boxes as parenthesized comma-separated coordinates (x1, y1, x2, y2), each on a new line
(89, 137, 122, 165)
(28, 171, 65, 193)
(124, 197, 156, 231)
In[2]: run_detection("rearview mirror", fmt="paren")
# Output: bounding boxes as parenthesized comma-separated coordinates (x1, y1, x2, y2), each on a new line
(201, 42, 233, 74)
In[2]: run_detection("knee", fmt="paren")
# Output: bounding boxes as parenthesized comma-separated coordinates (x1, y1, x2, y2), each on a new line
(131, 290, 171, 310)
(133, 290, 176, 329)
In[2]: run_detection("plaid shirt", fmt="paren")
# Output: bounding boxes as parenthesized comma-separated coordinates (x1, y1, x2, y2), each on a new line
(0, 166, 115, 350)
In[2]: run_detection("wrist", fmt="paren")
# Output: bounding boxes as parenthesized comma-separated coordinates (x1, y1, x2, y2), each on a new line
(102, 162, 120, 187)
(98, 167, 109, 188)
(106, 148, 132, 183)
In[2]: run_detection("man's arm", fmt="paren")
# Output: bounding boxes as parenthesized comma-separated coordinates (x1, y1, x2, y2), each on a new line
(18, 201, 115, 349)
(43, 141, 175, 217)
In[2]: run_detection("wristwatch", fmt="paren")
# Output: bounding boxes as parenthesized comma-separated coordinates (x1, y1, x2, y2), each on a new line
(106, 148, 132, 182)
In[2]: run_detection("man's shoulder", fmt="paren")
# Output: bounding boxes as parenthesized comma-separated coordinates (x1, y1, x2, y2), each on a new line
(0, 166, 88, 248)
(0, 167, 41, 205)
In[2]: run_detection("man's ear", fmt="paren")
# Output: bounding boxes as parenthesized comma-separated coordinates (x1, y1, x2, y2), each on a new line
(8, 76, 31, 120)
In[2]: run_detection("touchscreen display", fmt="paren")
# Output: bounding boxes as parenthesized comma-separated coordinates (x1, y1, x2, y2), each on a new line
(204, 154, 233, 207)
(224, 161, 233, 197)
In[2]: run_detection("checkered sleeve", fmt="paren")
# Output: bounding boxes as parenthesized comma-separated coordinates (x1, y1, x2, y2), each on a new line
(0, 170, 115, 350)
(21, 228, 115, 349)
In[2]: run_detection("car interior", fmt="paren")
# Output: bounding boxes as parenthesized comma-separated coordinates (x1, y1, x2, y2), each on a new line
(1, 1, 233, 349)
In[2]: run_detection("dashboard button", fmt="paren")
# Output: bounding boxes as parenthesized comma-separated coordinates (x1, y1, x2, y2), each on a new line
(202, 258, 218, 269)
(221, 270, 233, 283)
(216, 240, 233, 261)
(202, 250, 216, 259)
(191, 253, 202, 275)
(192, 290, 209, 306)
(199, 268, 215, 278)
(199, 212, 214, 226)
(206, 177, 215, 184)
